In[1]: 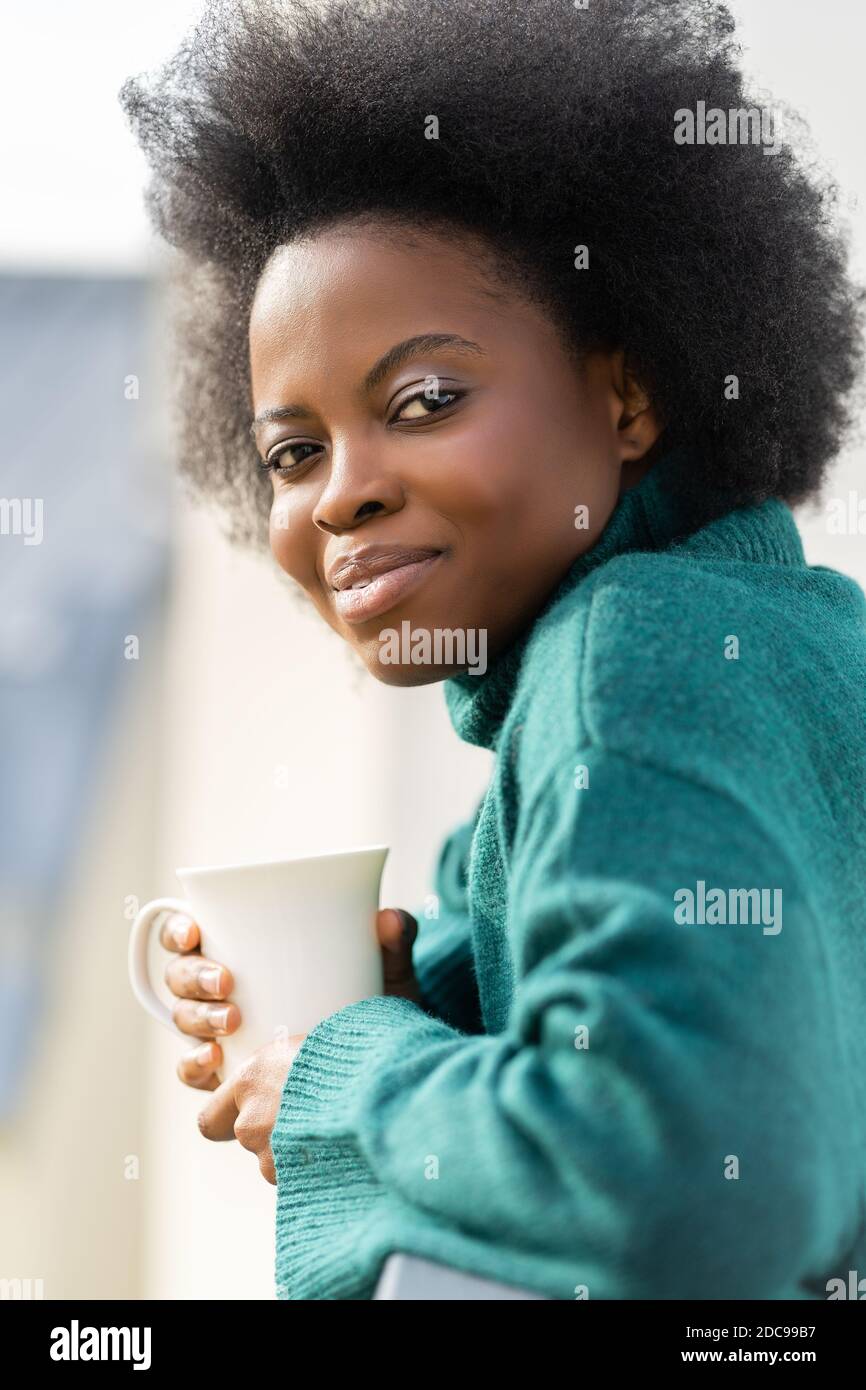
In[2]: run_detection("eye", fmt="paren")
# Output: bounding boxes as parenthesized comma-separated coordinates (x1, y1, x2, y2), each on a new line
(258, 441, 321, 478)
(390, 387, 464, 423)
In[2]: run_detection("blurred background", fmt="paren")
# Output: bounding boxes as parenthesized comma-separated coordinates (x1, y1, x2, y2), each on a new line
(0, 0, 864, 1299)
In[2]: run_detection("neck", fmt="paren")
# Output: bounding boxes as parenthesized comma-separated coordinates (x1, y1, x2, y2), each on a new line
(443, 443, 711, 749)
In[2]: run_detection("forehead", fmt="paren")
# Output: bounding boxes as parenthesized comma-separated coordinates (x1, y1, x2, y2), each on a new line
(248, 224, 517, 390)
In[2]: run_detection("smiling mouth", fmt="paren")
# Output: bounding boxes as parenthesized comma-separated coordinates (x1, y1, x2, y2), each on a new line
(330, 551, 444, 625)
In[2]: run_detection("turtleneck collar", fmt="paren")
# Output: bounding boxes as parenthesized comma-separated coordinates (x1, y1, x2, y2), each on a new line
(443, 445, 729, 750)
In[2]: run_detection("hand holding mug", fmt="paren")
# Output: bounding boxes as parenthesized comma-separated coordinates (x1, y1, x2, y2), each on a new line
(157, 903, 421, 1185)
(159, 904, 421, 1092)
(128, 845, 391, 1082)
(127, 845, 423, 1183)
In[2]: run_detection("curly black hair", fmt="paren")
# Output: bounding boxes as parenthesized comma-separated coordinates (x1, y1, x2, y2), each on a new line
(120, 0, 864, 548)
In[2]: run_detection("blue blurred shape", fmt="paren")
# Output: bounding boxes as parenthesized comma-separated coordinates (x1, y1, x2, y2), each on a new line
(0, 274, 170, 1119)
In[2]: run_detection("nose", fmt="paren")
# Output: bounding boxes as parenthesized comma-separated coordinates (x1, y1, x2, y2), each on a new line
(312, 440, 405, 535)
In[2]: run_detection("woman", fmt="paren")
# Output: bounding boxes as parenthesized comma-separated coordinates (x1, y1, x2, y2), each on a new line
(121, 0, 866, 1299)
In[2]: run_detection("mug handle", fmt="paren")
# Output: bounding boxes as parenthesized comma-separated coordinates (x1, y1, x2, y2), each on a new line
(128, 896, 194, 1036)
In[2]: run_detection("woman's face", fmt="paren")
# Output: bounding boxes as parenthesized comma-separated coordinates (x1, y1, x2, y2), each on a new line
(249, 220, 660, 685)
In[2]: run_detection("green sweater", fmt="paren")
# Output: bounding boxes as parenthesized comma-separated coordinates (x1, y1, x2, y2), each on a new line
(272, 446, 866, 1300)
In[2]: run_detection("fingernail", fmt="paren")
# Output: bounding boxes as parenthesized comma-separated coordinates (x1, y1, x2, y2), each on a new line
(199, 967, 223, 997)
(207, 1006, 231, 1033)
(399, 911, 414, 943)
(194, 1042, 217, 1066)
(172, 914, 193, 947)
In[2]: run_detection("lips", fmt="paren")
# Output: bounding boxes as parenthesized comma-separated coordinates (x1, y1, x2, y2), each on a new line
(327, 546, 441, 591)
(326, 546, 444, 625)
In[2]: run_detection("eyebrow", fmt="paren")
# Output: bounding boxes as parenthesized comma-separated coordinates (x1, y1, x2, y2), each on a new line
(250, 333, 485, 436)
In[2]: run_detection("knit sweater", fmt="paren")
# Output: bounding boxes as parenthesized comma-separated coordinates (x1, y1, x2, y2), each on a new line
(271, 446, 866, 1300)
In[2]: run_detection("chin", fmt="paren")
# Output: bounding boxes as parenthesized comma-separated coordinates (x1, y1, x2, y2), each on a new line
(353, 611, 490, 686)
(362, 653, 460, 687)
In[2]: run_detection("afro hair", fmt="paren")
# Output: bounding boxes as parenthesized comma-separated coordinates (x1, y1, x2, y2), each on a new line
(120, 0, 865, 547)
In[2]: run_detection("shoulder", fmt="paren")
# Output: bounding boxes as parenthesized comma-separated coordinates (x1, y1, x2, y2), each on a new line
(512, 504, 866, 794)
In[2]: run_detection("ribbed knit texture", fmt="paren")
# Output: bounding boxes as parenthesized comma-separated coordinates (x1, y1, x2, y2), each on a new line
(272, 446, 866, 1300)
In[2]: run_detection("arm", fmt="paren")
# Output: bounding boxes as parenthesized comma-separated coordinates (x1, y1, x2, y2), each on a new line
(410, 809, 484, 1036)
(272, 746, 851, 1300)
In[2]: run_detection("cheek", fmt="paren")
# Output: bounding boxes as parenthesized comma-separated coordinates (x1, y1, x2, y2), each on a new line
(410, 411, 538, 526)
(426, 402, 608, 545)
(268, 490, 318, 587)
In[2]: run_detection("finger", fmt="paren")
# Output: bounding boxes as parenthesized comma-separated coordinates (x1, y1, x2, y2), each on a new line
(377, 908, 420, 998)
(197, 1073, 240, 1141)
(164, 954, 236, 1002)
(176, 1041, 223, 1090)
(377, 906, 417, 953)
(158, 911, 201, 953)
(259, 1146, 277, 1186)
(171, 999, 241, 1040)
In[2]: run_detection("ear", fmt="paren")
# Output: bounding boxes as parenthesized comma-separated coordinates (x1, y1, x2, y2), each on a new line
(610, 349, 664, 462)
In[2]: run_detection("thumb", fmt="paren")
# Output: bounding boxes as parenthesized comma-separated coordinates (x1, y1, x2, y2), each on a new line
(376, 908, 420, 1001)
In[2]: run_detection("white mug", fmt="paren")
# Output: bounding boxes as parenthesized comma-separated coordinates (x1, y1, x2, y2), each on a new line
(128, 844, 389, 1078)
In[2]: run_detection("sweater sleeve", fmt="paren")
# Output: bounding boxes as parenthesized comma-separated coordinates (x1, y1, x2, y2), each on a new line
(271, 744, 851, 1300)
(409, 810, 484, 1035)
